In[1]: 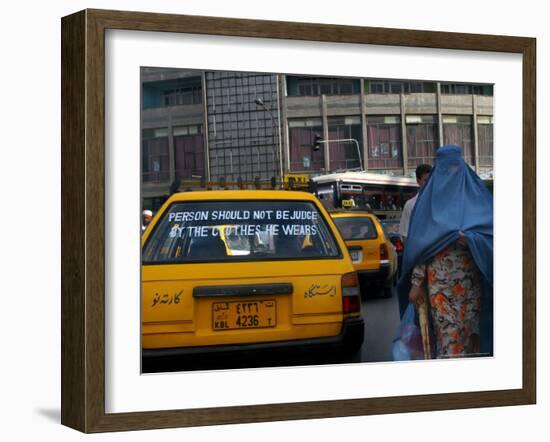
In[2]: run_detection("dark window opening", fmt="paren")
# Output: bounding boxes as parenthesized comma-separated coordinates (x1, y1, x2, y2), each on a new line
(367, 116, 403, 170)
(290, 76, 360, 96)
(440, 83, 493, 96)
(443, 116, 474, 166)
(288, 119, 324, 172)
(477, 119, 494, 167)
(142, 128, 170, 183)
(173, 125, 205, 180)
(327, 117, 363, 171)
(367, 80, 434, 94)
(406, 116, 438, 169)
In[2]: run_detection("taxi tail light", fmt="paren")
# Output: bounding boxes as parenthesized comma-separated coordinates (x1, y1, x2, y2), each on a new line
(380, 243, 389, 260)
(392, 238, 404, 253)
(342, 272, 361, 314)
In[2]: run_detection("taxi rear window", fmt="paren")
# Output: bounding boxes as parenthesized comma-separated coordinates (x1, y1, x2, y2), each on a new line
(143, 200, 340, 263)
(333, 217, 378, 241)
(380, 219, 400, 235)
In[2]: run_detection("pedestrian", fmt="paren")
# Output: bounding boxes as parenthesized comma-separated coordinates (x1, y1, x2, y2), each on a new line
(142, 209, 153, 233)
(398, 163, 432, 241)
(396, 163, 430, 315)
(388, 196, 397, 211)
(397, 145, 493, 358)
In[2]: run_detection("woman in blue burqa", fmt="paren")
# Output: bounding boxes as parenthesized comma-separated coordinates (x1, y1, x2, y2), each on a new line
(397, 145, 493, 358)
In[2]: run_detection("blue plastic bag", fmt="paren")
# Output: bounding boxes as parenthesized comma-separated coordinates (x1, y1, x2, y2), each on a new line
(392, 304, 424, 361)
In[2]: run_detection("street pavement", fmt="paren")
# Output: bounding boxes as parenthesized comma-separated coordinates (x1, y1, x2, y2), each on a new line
(359, 287, 401, 363)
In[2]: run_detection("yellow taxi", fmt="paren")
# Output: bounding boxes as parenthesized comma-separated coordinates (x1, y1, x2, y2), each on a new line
(330, 210, 398, 298)
(141, 190, 364, 370)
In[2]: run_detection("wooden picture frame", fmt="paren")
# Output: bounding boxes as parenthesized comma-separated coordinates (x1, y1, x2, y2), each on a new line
(61, 8, 536, 433)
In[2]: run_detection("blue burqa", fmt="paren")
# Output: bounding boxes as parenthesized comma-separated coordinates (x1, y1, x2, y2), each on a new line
(396, 145, 494, 356)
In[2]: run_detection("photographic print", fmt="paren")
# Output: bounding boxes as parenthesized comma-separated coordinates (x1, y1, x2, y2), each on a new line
(62, 9, 534, 432)
(140, 68, 494, 373)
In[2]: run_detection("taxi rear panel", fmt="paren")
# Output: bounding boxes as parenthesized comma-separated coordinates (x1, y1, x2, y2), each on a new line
(142, 261, 348, 348)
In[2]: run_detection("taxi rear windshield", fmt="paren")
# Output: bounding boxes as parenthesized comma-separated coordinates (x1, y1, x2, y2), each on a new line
(333, 217, 378, 241)
(143, 200, 340, 263)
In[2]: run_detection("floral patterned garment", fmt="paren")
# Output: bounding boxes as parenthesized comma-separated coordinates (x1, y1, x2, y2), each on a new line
(411, 241, 482, 358)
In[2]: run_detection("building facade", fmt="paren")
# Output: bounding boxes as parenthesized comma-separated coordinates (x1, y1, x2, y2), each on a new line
(141, 68, 493, 211)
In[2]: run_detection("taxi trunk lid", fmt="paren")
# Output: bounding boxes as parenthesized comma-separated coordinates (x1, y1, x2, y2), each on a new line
(142, 260, 347, 348)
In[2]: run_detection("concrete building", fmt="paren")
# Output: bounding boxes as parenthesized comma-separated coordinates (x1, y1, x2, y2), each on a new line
(141, 68, 493, 211)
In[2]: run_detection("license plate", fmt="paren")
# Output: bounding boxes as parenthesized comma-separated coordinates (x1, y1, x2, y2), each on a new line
(212, 300, 277, 331)
(350, 249, 362, 263)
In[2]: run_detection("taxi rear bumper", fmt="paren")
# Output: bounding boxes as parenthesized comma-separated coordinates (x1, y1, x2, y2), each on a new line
(142, 316, 365, 372)
(357, 262, 393, 284)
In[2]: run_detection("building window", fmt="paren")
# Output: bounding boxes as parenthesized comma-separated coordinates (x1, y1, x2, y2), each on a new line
(405, 82, 424, 93)
(406, 115, 439, 169)
(367, 80, 434, 94)
(443, 115, 475, 166)
(477, 116, 494, 168)
(162, 84, 202, 106)
(288, 76, 360, 96)
(142, 128, 170, 183)
(440, 83, 493, 96)
(370, 81, 402, 94)
(366, 116, 403, 170)
(173, 125, 205, 180)
(142, 77, 203, 109)
(327, 116, 363, 171)
(288, 119, 324, 172)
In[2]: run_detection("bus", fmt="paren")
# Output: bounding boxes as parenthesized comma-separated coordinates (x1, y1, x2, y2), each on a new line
(311, 171, 418, 218)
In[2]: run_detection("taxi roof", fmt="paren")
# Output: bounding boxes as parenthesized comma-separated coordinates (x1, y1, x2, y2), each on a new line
(165, 189, 318, 203)
(329, 210, 376, 219)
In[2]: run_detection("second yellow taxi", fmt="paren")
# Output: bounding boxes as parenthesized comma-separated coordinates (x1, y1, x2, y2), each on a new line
(330, 210, 398, 298)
